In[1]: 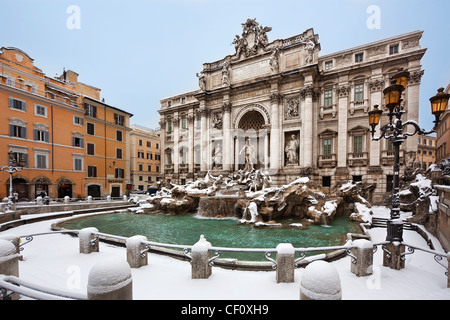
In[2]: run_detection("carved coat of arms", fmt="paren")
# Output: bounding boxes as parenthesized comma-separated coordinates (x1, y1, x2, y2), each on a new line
(232, 18, 272, 59)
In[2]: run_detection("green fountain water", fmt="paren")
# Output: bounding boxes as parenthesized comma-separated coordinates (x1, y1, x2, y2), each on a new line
(59, 212, 360, 261)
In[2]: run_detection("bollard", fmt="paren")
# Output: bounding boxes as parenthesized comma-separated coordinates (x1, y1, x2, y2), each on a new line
(36, 196, 43, 205)
(79, 227, 99, 254)
(276, 243, 295, 283)
(64, 196, 70, 204)
(382, 242, 405, 270)
(300, 260, 342, 300)
(107, 195, 112, 202)
(191, 235, 212, 279)
(87, 195, 93, 203)
(87, 257, 132, 300)
(0, 239, 20, 300)
(123, 195, 128, 202)
(350, 239, 373, 277)
(126, 235, 148, 268)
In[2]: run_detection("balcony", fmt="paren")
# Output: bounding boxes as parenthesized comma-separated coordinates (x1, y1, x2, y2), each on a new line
(318, 154, 337, 168)
(381, 150, 405, 166)
(347, 152, 368, 167)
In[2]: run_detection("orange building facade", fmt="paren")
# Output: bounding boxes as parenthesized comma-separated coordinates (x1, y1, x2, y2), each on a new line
(0, 47, 133, 201)
(0, 47, 85, 200)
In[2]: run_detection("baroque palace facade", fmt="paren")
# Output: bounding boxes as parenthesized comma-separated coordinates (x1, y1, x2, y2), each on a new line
(159, 19, 426, 204)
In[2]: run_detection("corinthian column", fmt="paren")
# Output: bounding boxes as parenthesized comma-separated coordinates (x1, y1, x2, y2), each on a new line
(301, 85, 314, 168)
(199, 102, 209, 173)
(270, 92, 282, 172)
(222, 102, 232, 172)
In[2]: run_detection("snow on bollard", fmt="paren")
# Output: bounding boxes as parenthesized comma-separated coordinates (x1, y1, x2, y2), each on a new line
(79, 227, 99, 254)
(64, 195, 70, 204)
(276, 243, 295, 283)
(350, 239, 373, 277)
(123, 195, 127, 202)
(87, 195, 93, 203)
(126, 235, 148, 268)
(300, 260, 342, 300)
(0, 234, 20, 255)
(87, 256, 132, 300)
(36, 196, 43, 205)
(191, 235, 212, 279)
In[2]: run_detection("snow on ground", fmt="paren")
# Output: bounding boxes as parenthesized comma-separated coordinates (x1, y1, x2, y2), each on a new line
(0, 206, 449, 300)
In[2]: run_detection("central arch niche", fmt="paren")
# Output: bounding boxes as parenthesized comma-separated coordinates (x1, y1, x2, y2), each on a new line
(234, 107, 269, 171)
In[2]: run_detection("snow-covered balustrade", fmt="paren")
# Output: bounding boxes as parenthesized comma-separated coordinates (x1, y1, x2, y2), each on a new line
(79, 227, 99, 254)
(126, 235, 148, 268)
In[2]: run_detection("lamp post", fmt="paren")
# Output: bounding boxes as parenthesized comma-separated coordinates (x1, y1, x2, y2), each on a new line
(1, 151, 25, 211)
(368, 71, 449, 242)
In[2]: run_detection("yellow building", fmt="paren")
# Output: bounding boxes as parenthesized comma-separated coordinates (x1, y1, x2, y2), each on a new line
(82, 96, 133, 198)
(417, 136, 436, 170)
(0, 47, 85, 200)
(130, 125, 161, 193)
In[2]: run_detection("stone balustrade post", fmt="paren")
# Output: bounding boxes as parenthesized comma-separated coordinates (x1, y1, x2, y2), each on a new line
(87, 257, 133, 300)
(350, 239, 373, 277)
(191, 235, 212, 279)
(0, 239, 20, 300)
(276, 243, 295, 283)
(126, 235, 148, 268)
(36, 196, 43, 205)
(64, 195, 70, 204)
(300, 260, 342, 300)
(382, 242, 405, 270)
(79, 227, 99, 254)
(87, 195, 93, 203)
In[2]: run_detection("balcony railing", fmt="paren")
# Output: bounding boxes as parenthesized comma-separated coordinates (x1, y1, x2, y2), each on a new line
(348, 152, 368, 167)
(318, 153, 337, 168)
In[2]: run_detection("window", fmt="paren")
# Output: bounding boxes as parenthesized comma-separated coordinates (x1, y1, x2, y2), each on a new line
(354, 84, 364, 101)
(35, 154, 47, 169)
(114, 113, 125, 126)
(156, 165, 160, 172)
(87, 143, 95, 155)
(137, 151, 145, 159)
(85, 104, 97, 118)
(167, 120, 173, 133)
(323, 138, 332, 155)
(34, 129, 49, 142)
(389, 44, 399, 55)
(72, 137, 84, 148)
(87, 123, 95, 135)
(73, 116, 84, 126)
(139, 139, 143, 146)
(353, 136, 363, 153)
(181, 117, 187, 130)
(35, 105, 47, 117)
(324, 89, 333, 107)
(88, 166, 97, 177)
(74, 157, 83, 171)
(147, 152, 152, 160)
(10, 151, 28, 168)
(325, 61, 333, 70)
(156, 143, 159, 150)
(116, 148, 123, 159)
(147, 141, 151, 148)
(155, 154, 161, 161)
(196, 115, 201, 129)
(116, 130, 123, 141)
(355, 53, 364, 63)
(115, 168, 124, 179)
(9, 98, 26, 111)
(181, 97, 186, 104)
(353, 175, 362, 182)
(322, 176, 331, 187)
(139, 176, 143, 181)
(139, 164, 143, 171)
(148, 165, 152, 172)
(9, 124, 27, 138)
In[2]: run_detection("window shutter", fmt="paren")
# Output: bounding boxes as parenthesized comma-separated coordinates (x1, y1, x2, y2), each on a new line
(9, 98, 13, 108)
(9, 124, 14, 137)
(80, 138, 84, 148)
(34, 129, 38, 141)
(45, 131, 50, 142)
(22, 126, 27, 139)
(23, 101, 27, 111)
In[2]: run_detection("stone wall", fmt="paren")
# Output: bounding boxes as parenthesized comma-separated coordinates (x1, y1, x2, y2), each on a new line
(434, 186, 450, 252)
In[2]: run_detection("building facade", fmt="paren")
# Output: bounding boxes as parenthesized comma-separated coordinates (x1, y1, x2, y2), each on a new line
(0, 47, 86, 200)
(130, 125, 161, 192)
(0, 47, 134, 200)
(158, 20, 427, 204)
(417, 136, 436, 170)
(436, 84, 450, 165)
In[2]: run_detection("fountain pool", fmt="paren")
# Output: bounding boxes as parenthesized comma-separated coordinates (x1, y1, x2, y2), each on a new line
(58, 212, 361, 261)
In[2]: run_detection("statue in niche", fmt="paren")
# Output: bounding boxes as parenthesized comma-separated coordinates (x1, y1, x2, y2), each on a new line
(196, 71, 206, 91)
(239, 137, 257, 172)
(285, 133, 299, 165)
(212, 142, 222, 169)
(285, 99, 299, 119)
(304, 38, 315, 65)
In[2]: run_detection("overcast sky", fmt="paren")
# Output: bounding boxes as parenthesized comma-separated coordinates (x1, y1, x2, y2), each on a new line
(1, 0, 449, 131)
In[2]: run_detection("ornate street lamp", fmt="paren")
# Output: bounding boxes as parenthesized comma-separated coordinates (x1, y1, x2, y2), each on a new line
(368, 71, 449, 242)
(1, 151, 25, 210)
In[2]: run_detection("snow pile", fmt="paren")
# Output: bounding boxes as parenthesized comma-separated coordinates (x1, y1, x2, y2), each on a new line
(0, 239, 16, 259)
(300, 260, 342, 300)
(87, 256, 132, 294)
(191, 235, 212, 253)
